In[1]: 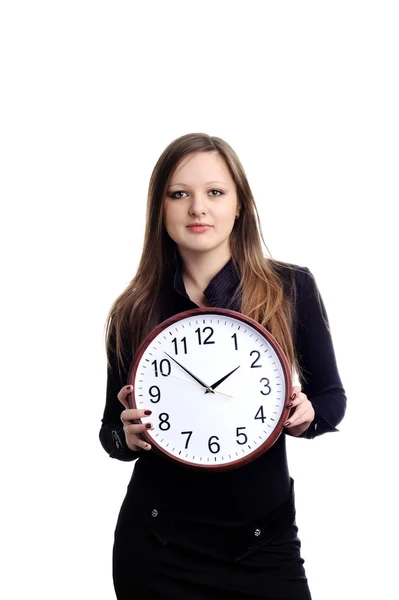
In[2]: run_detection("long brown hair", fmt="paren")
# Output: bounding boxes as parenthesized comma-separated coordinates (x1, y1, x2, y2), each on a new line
(105, 133, 313, 384)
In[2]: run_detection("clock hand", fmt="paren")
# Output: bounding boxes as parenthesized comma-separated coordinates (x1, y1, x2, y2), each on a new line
(207, 365, 241, 393)
(165, 373, 233, 398)
(164, 352, 215, 393)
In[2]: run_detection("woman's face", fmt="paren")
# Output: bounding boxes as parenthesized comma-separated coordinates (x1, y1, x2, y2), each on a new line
(163, 151, 239, 259)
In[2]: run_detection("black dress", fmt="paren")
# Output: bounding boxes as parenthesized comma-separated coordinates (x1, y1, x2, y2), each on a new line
(99, 258, 347, 599)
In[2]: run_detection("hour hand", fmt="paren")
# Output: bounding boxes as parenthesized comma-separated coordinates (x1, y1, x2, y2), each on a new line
(164, 352, 215, 393)
(208, 366, 241, 393)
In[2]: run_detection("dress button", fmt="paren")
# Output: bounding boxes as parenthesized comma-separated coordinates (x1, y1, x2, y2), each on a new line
(151, 509, 158, 518)
(254, 528, 261, 537)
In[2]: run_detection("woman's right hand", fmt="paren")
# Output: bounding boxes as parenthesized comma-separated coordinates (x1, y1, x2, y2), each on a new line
(117, 385, 152, 452)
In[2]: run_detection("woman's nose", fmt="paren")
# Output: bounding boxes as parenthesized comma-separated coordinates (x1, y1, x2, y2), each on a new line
(188, 194, 207, 216)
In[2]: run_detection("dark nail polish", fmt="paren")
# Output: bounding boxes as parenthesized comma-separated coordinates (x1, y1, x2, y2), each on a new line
(144, 410, 152, 415)
(145, 423, 152, 429)
(284, 420, 291, 427)
(287, 402, 293, 408)
(290, 393, 297, 401)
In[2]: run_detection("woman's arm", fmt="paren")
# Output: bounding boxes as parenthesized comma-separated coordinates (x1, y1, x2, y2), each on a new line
(292, 266, 347, 439)
(99, 338, 141, 461)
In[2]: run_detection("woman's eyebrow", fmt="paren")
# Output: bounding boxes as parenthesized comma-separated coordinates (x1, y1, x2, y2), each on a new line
(168, 181, 227, 187)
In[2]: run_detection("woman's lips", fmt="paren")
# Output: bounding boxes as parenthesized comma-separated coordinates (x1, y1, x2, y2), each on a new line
(187, 225, 212, 233)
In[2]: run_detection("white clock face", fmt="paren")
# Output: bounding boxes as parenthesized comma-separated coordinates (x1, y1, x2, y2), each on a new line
(132, 311, 290, 470)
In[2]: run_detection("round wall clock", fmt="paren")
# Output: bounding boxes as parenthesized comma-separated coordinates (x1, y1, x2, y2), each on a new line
(127, 307, 292, 471)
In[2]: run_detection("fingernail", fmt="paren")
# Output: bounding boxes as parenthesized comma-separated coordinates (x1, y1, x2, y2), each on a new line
(145, 423, 152, 429)
(287, 402, 293, 408)
(284, 420, 291, 427)
(145, 444, 151, 450)
(144, 410, 152, 415)
(290, 393, 297, 401)
(126, 385, 132, 390)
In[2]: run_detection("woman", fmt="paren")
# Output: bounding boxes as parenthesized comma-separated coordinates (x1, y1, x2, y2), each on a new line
(99, 133, 347, 599)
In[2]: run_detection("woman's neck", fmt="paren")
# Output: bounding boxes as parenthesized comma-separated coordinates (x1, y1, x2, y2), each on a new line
(179, 247, 232, 298)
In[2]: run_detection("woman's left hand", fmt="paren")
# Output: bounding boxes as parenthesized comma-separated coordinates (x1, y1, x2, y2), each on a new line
(283, 385, 315, 436)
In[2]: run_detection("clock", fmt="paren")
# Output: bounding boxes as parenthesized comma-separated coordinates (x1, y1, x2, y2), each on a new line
(127, 307, 292, 471)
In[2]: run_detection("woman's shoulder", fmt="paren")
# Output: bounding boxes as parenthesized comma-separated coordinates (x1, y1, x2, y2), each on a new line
(267, 258, 311, 295)
(268, 259, 315, 304)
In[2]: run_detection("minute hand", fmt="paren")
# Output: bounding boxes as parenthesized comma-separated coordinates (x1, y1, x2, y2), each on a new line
(164, 352, 215, 393)
(208, 366, 241, 392)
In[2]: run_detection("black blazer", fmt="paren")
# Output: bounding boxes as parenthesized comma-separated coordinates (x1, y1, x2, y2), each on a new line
(99, 258, 347, 521)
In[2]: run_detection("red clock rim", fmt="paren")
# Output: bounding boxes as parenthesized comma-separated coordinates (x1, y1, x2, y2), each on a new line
(127, 307, 292, 471)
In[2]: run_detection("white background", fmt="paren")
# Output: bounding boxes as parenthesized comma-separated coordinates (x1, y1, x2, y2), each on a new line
(1, 1, 397, 598)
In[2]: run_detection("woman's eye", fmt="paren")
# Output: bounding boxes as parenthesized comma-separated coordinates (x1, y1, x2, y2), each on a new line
(170, 191, 188, 199)
(170, 189, 224, 199)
